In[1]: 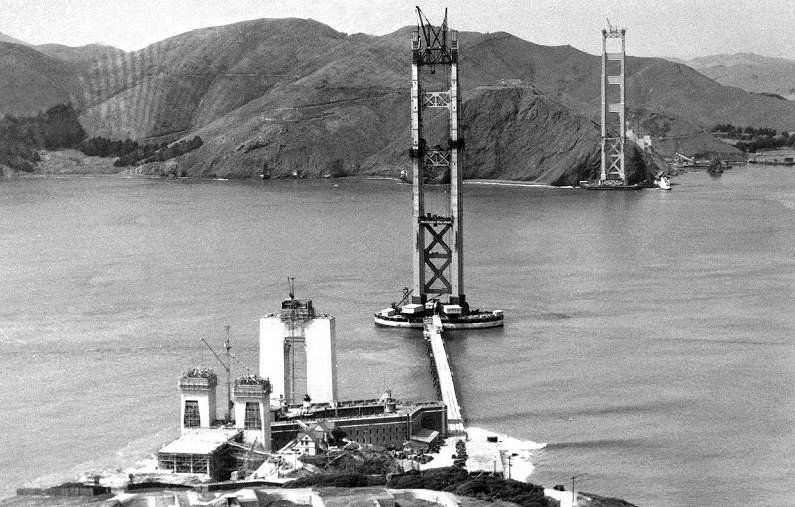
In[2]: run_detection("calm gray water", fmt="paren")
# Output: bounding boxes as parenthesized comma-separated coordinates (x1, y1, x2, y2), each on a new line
(1, 168, 793, 507)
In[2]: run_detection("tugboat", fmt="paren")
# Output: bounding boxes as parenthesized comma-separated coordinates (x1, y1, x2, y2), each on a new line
(708, 159, 725, 176)
(654, 172, 672, 190)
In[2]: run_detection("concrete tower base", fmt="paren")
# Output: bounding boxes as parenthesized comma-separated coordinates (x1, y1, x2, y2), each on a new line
(374, 306, 503, 329)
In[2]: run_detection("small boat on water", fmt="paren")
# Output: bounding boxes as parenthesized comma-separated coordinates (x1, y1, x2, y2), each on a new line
(655, 175, 672, 190)
(708, 159, 725, 175)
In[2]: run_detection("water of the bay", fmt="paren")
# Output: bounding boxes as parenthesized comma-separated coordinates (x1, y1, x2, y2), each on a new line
(1, 167, 793, 507)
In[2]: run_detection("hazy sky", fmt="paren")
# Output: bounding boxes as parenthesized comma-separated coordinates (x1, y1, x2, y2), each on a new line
(2, 0, 794, 60)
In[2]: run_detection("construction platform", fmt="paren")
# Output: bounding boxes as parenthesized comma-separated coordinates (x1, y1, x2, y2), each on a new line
(580, 180, 643, 191)
(374, 303, 503, 329)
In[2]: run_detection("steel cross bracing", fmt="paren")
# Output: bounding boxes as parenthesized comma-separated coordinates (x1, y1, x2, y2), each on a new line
(410, 7, 465, 307)
(423, 92, 452, 108)
(425, 149, 451, 167)
(600, 25, 627, 184)
(602, 138, 624, 182)
(423, 221, 452, 295)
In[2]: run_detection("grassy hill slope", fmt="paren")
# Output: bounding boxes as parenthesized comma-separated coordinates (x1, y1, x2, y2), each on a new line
(35, 43, 126, 67)
(685, 52, 795, 100)
(0, 42, 79, 115)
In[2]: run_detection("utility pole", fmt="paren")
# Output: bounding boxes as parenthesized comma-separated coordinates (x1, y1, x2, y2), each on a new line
(572, 476, 576, 507)
(507, 452, 518, 480)
(571, 474, 586, 507)
(224, 325, 231, 421)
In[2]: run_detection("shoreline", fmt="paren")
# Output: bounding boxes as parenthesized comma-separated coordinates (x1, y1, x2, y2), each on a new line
(4, 170, 578, 188)
(465, 179, 573, 189)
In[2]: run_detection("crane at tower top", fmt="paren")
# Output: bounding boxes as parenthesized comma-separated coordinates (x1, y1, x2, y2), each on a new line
(604, 18, 626, 37)
(413, 6, 455, 65)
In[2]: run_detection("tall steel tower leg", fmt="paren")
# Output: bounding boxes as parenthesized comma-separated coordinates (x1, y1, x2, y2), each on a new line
(600, 25, 627, 186)
(449, 41, 464, 304)
(411, 48, 426, 303)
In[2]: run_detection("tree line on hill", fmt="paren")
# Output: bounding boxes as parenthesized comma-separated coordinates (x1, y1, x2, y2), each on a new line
(0, 103, 203, 172)
(286, 467, 549, 507)
(0, 104, 85, 171)
(79, 135, 203, 167)
(712, 123, 795, 152)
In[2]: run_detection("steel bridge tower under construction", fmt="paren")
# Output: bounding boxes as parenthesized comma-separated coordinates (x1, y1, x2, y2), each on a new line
(410, 7, 464, 307)
(600, 24, 627, 186)
(374, 8, 502, 330)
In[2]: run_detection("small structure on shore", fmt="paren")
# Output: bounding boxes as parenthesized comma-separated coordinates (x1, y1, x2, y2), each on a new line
(157, 427, 242, 480)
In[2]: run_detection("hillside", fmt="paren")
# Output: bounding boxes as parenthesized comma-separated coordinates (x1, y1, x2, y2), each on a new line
(0, 33, 126, 114)
(35, 43, 126, 67)
(0, 32, 30, 46)
(5, 18, 795, 181)
(64, 19, 795, 138)
(366, 86, 607, 185)
(625, 59, 795, 131)
(6, 19, 795, 135)
(457, 32, 795, 133)
(685, 52, 795, 100)
(0, 42, 80, 115)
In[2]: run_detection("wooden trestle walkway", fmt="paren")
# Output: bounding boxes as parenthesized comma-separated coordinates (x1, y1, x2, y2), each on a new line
(424, 315, 467, 437)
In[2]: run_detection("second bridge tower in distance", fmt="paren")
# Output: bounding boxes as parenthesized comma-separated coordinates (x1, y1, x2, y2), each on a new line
(584, 22, 642, 190)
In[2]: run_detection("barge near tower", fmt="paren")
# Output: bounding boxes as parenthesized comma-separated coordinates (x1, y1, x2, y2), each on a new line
(375, 7, 502, 329)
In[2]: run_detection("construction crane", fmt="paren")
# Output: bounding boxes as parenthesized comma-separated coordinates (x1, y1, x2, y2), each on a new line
(201, 326, 254, 422)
